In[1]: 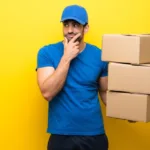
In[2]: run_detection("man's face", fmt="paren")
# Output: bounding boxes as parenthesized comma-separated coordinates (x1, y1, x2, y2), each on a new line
(62, 20, 86, 42)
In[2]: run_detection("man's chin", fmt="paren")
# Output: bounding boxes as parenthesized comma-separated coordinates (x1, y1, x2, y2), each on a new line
(67, 38, 72, 42)
(64, 37, 71, 42)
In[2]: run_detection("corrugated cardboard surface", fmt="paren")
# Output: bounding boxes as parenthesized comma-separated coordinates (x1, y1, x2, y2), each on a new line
(108, 63, 150, 94)
(140, 36, 150, 63)
(102, 34, 150, 64)
(148, 96, 150, 120)
(106, 91, 150, 122)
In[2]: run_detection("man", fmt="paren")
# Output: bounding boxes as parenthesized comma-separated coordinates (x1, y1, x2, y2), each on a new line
(36, 4, 109, 150)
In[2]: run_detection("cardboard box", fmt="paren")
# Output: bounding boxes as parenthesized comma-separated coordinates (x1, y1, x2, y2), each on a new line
(108, 63, 150, 94)
(106, 91, 150, 122)
(102, 34, 150, 64)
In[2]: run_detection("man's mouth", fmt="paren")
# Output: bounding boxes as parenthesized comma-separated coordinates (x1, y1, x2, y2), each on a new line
(67, 34, 75, 38)
(65, 33, 81, 42)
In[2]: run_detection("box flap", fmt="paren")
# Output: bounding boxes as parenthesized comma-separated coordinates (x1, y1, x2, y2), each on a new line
(121, 34, 150, 37)
(103, 34, 150, 37)
(140, 64, 150, 67)
(109, 62, 150, 67)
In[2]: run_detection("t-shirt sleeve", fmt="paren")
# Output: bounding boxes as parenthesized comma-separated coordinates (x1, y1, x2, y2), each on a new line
(36, 46, 54, 71)
(100, 61, 108, 77)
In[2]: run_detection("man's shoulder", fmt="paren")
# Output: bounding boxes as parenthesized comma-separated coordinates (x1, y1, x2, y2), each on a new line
(38, 41, 63, 55)
(86, 43, 108, 65)
(49, 41, 63, 49)
(86, 42, 102, 54)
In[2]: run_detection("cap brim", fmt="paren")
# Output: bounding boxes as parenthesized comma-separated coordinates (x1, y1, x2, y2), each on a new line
(60, 17, 85, 25)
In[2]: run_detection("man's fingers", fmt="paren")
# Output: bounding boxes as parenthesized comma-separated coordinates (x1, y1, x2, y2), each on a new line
(73, 41, 80, 46)
(74, 45, 79, 49)
(70, 33, 81, 43)
(64, 37, 68, 46)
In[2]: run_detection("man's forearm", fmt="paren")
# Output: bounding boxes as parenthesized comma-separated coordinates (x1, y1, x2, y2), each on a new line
(42, 56, 70, 101)
(99, 91, 107, 105)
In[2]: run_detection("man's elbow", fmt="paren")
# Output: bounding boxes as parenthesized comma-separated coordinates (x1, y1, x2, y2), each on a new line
(42, 91, 53, 101)
(99, 91, 107, 97)
(99, 92, 107, 105)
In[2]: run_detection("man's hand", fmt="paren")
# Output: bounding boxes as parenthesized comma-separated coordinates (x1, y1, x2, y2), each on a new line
(63, 33, 81, 61)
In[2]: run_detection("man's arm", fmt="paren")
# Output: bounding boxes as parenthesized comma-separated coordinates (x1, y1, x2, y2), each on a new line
(37, 57, 70, 101)
(37, 33, 81, 101)
(98, 76, 108, 105)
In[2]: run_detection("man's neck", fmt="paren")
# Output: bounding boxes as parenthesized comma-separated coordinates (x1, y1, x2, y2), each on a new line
(79, 41, 86, 53)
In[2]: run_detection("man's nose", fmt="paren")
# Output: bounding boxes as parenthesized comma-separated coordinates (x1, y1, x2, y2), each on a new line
(68, 26, 74, 33)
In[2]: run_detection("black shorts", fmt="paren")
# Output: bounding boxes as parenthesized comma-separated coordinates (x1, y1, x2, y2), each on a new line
(47, 134, 109, 150)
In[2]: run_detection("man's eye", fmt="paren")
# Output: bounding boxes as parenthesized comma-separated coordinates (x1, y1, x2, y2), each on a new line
(74, 24, 79, 27)
(64, 24, 68, 27)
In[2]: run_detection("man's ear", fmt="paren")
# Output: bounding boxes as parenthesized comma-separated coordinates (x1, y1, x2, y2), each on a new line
(84, 24, 89, 34)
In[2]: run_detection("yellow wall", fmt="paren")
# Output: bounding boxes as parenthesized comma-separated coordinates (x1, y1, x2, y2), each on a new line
(0, 0, 150, 149)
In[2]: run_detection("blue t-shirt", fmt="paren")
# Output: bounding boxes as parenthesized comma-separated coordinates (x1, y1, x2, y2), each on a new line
(36, 41, 108, 135)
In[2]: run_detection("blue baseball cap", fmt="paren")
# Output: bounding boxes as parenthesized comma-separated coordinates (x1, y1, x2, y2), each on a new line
(60, 5, 88, 25)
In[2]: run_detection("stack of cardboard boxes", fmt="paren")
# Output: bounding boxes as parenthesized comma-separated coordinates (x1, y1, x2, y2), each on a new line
(102, 34, 150, 122)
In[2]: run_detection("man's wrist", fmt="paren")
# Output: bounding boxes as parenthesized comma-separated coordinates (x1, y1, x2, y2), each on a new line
(61, 55, 71, 64)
